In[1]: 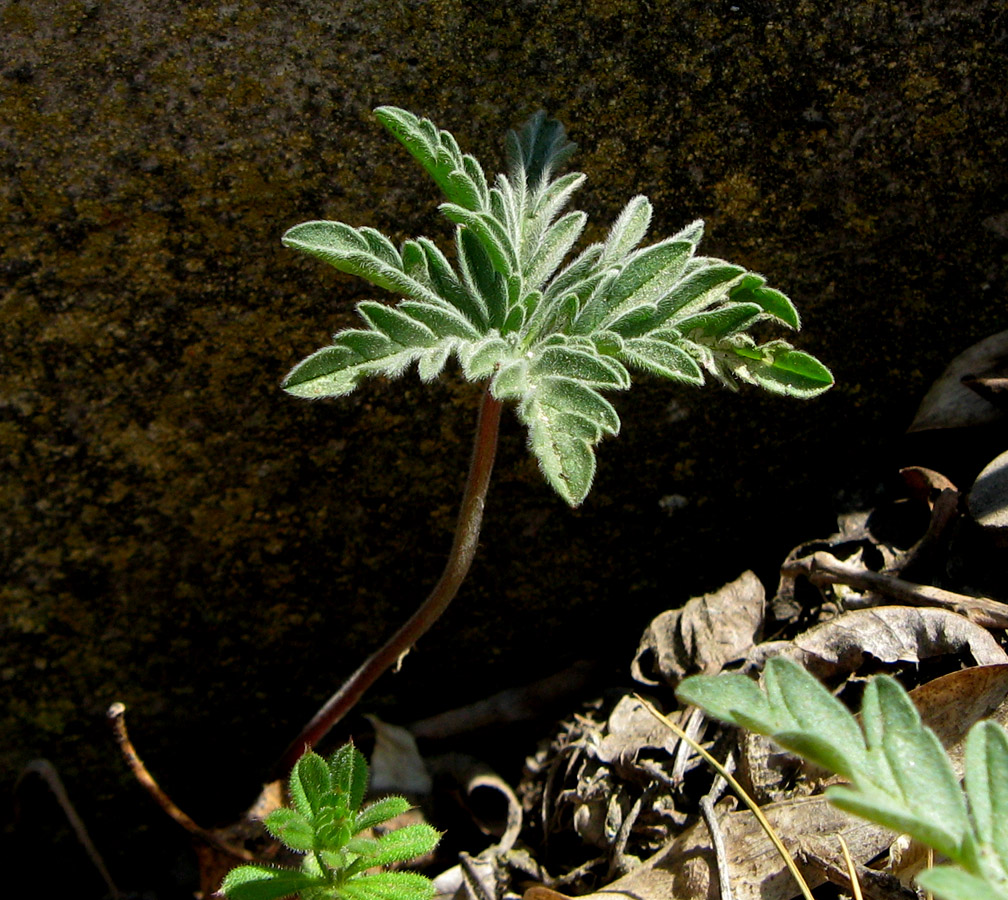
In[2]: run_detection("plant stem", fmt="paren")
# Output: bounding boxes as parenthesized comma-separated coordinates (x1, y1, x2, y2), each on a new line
(275, 387, 503, 774)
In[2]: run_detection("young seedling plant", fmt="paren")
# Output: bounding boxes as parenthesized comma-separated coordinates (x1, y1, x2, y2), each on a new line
(677, 657, 1008, 900)
(276, 106, 834, 769)
(221, 743, 440, 900)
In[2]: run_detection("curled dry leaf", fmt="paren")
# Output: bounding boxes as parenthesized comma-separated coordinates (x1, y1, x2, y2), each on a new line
(968, 448, 1008, 543)
(631, 570, 765, 688)
(908, 330, 1008, 432)
(751, 604, 1007, 680)
(595, 696, 678, 768)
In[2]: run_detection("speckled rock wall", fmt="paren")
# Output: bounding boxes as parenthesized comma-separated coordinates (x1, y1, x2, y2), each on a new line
(3, 0, 1006, 893)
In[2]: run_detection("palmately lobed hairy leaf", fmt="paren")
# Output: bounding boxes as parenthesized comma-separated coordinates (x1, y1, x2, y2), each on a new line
(280, 106, 833, 505)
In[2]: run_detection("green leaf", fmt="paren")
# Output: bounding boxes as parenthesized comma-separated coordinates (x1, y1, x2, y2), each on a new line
(617, 337, 704, 385)
(290, 752, 332, 818)
(651, 259, 746, 326)
(533, 376, 620, 435)
(762, 658, 868, 781)
(411, 236, 485, 328)
(676, 303, 763, 341)
(264, 808, 314, 853)
(506, 109, 576, 192)
(530, 346, 629, 389)
(917, 866, 1008, 900)
(353, 796, 412, 833)
(358, 302, 437, 349)
(374, 106, 486, 210)
(734, 345, 834, 398)
(220, 865, 322, 900)
(965, 722, 1008, 876)
(329, 744, 369, 813)
(874, 677, 970, 851)
(827, 785, 969, 863)
(338, 871, 436, 900)
(599, 195, 652, 267)
(282, 221, 443, 308)
(354, 823, 442, 867)
(525, 210, 587, 291)
(439, 203, 516, 276)
(525, 407, 597, 507)
(457, 228, 508, 330)
(396, 301, 482, 341)
(730, 273, 800, 329)
(581, 238, 695, 333)
(676, 672, 773, 727)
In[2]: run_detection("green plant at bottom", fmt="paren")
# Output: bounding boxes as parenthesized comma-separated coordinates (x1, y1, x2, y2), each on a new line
(221, 744, 440, 900)
(273, 105, 833, 771)
(677, 657, 1008, 900)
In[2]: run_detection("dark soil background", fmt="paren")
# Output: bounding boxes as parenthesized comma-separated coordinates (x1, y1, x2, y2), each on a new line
(2, 1, 1007, 896)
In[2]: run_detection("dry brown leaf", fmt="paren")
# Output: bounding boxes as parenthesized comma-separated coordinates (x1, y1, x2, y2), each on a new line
(908, 330, 1008, 432)
(968, 448, 1008, 541)
(596, 696, 678, 767)
(751, 605, 1007, 680)
(632, 571, 764, 688)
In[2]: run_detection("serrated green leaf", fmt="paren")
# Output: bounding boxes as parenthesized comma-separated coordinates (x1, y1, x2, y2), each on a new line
(618, 337, 704, 385)
(415, 237, 488, 330)
(264, 808, 314, 853)
(353, 796, 412, 833)
(220, 865, 322, 900)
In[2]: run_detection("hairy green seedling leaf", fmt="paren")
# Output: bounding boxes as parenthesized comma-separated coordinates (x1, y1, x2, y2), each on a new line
(221, 745, 439, 900)
(677, 657, 1008, 900)
(281, 106, 832, 506)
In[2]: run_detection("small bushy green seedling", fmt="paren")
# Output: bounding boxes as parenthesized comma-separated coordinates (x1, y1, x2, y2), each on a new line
(677, 657, 1008, 900)
(282, 106, 832, 506)
(221, 744, 440, 900)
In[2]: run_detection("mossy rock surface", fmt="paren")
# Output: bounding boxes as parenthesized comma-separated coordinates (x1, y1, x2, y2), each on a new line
(3, 0, 1006, 893)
